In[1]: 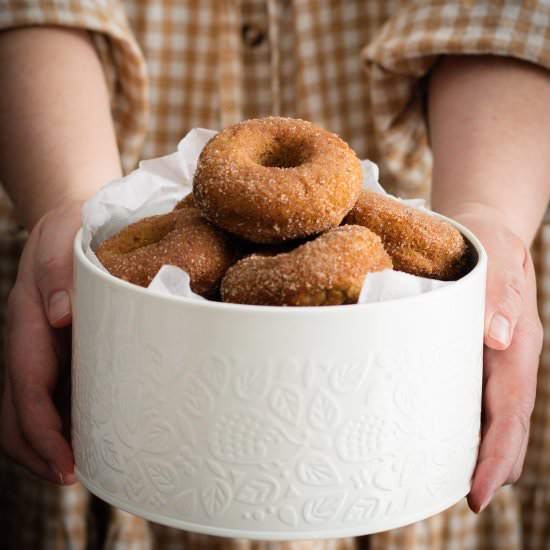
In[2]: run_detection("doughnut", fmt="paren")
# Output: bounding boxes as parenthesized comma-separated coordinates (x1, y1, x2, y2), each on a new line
(173, 192, 196, 211)
(193, 117, 363, 244)
(96, 202, 242, 297)
(221, 225, 393, 306)
(344, 190, 467, 280)
(175, 194, 299, 256)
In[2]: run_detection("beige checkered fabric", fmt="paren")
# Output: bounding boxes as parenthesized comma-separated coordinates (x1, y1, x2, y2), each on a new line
(1, 0, 550, 548)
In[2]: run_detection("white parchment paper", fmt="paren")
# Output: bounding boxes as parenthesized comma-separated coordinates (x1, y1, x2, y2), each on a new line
(82, 128, 452, 303)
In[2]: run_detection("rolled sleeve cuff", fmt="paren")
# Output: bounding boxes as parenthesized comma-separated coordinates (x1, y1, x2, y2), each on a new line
(1, 0, 148, 173)
(361, 1, 550, 196)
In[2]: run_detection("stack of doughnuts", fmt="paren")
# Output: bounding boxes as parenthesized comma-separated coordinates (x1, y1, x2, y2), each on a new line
(96, 117, 467, 306)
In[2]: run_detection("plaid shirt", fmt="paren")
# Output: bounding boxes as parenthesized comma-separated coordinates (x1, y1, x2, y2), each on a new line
(1, 1, 549, 548)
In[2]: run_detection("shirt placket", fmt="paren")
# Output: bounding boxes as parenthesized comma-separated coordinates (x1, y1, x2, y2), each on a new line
(266, 0, 281, 116)
(219, 0, 287, 123)
(217, 0, 244, 127)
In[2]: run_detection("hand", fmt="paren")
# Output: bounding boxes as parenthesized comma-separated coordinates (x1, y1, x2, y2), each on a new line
(452, 205, 543, 513)
(0, 200, 84, 484)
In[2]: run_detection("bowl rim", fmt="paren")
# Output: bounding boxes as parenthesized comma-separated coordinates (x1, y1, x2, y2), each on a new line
(74, 214, 487, 316)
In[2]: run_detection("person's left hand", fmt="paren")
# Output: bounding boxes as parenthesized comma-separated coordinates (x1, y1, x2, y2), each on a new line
(452, 206, 543, 513)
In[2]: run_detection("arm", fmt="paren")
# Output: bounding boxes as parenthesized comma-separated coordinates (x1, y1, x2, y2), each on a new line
(0, 26, 121, 227)
(429, 55, 549, 512)
(430, 55, 550, 245)
(0, 27, 121, 484)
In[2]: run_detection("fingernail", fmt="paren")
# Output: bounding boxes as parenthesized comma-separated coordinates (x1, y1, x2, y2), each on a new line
(64, 472, 76, 485)
(49, 463, 64, 485)
(48, 291, 70, 325)
(489, 314, 511, 347)
(479, 493, 492, 513)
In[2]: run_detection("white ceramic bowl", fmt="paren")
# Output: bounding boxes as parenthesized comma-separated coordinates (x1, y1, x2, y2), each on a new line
(72, 221, 486, 540)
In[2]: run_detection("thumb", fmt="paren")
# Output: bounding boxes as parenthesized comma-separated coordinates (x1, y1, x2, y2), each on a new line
(33, 205, 82, 328)
(484, 247, 528, 351)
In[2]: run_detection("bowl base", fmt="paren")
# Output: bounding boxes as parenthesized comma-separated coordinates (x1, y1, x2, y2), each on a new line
(76, 469, 471, 541)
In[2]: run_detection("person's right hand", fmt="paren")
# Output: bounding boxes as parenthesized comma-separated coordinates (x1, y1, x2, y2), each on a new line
(450, 206, 544, 513)
(1, 200, 83, 484)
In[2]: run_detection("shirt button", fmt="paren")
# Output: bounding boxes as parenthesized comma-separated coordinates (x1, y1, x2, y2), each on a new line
(241, 24, 266, 47)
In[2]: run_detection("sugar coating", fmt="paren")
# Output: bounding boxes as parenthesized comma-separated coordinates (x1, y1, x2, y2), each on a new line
(95, 198, 242, 298)
(173, 193, 196, 211)
(344, 190, 467, 280)
(193, 117, 363, 244)
(96, 119, 467, 304)
(221, 225, 393, 306)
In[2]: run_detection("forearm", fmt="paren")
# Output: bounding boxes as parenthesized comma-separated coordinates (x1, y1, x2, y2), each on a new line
(429, 55, 550, 245)
(0, 26, 121, 229)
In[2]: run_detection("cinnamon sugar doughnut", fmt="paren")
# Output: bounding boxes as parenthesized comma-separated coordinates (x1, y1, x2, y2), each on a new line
(173, 192, 196, 211)
(96, 202, 242, 298)
(221, 225, 392, 306)
(193, 117, 363, 244)
(344, 190, 467, 280)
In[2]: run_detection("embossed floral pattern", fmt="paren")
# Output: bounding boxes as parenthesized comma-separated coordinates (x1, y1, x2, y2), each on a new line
(73, 274, 483, 536)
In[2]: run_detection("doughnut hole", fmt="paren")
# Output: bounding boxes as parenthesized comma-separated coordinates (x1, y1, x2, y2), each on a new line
(193, 117, 364, 243)
(257, 138, 312, 169)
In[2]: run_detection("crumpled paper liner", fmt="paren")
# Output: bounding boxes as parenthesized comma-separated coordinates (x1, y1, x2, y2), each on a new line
(82, 128, 451, 304)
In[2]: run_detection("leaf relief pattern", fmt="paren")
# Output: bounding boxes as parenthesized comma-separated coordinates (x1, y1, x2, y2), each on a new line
(234, 363, 271, 400)
(297, 455, 341, 486)
(308, 391, 340, 431)
(270, 386, 301, 425)
(302, 492, 346, 524)
(182, 375, 213, 417)
(144, 461, 180, 494)
(201, 479, 232, 518)
(344, 496, 380, 522)
(139, 420, 176, 454)
(100, 437, 125, 472)
(235, 476, 280, 505)
(330, 360, 368, 392)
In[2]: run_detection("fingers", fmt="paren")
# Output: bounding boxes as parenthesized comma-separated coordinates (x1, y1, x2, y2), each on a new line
(468, 256, 542, 512)
(0, 382, 60, 483)
(4, 283, 75, 482)
(483, 234, 528, 351)
(467, 386, 531, 512)
(33, 204, 82, 328)
(451, 211, 529, 351)
(510, 426, 530, 484)
(12, 375, 74, 479)
(0, 203, 83, 484)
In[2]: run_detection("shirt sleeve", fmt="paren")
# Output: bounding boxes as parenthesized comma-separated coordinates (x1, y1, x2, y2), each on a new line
(362, 1, 550, 198)
(0, 0, 148, 173)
